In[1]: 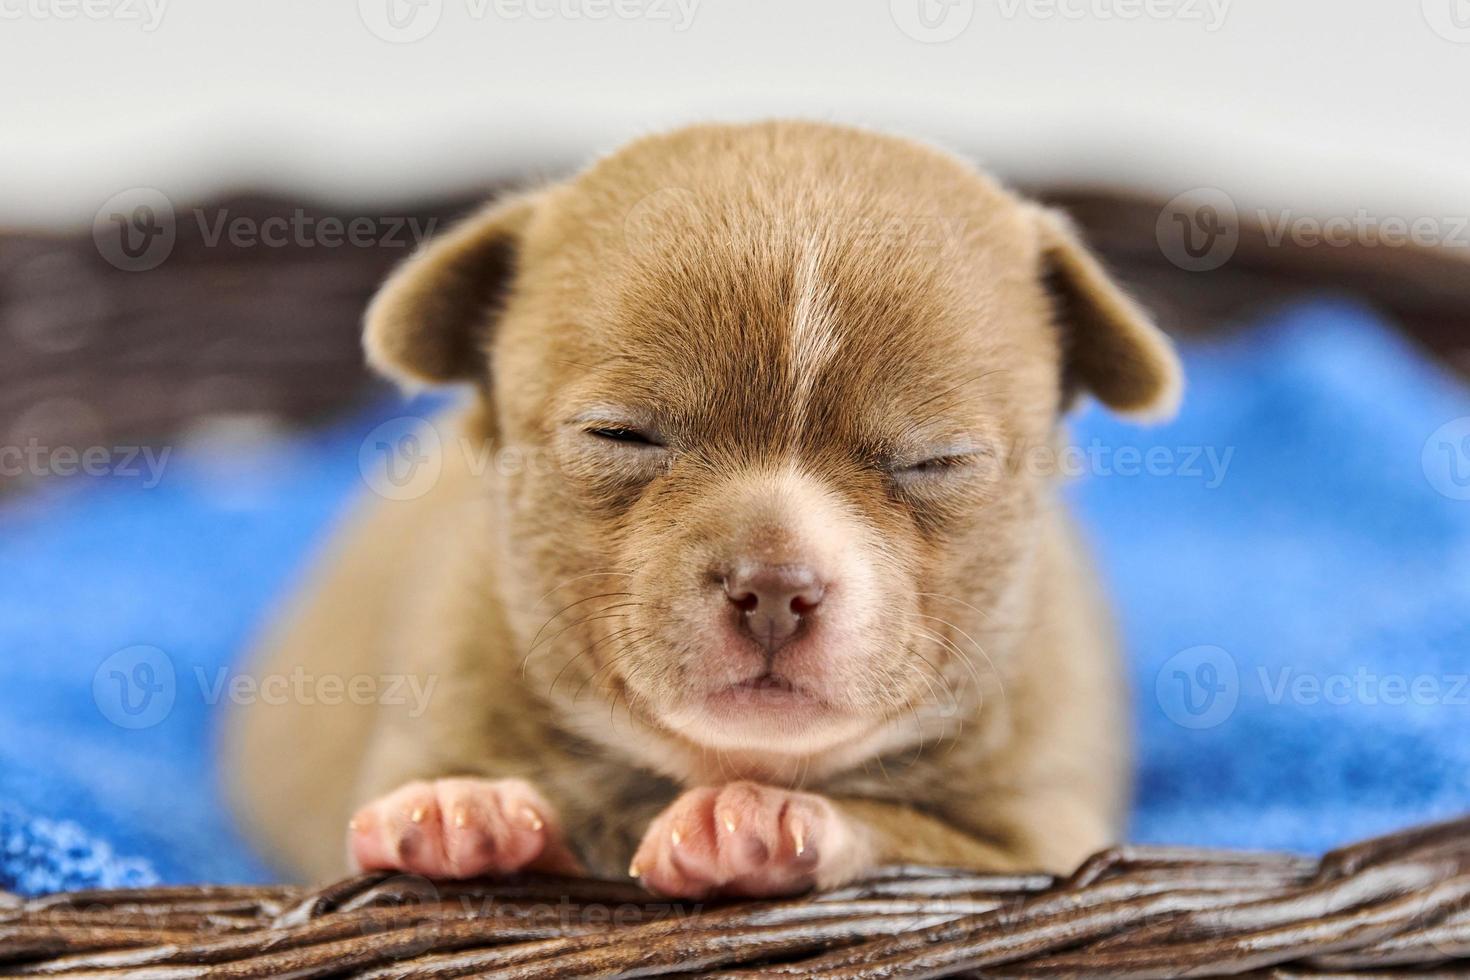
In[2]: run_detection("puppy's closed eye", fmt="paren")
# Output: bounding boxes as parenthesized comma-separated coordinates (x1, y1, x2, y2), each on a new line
(883, 442, 1005, 535)
(888, 449, 991, 480)
(586, 426, 663, 447)
(559, 418, 672, 510)
(883, 433, 1001, 483)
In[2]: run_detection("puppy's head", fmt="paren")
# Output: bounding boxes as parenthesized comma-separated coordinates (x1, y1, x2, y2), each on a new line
(365, 122, 1179, 761)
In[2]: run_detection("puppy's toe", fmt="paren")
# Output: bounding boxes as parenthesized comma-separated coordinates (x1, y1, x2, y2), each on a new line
(348, 778, 579, 878)
(632, 782, 858, 898)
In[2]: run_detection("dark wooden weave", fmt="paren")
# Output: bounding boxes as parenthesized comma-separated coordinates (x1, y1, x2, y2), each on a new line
(2, 814, 1468, 978)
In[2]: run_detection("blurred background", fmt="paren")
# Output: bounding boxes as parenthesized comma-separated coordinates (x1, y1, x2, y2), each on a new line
(1, 0, 1467, 892)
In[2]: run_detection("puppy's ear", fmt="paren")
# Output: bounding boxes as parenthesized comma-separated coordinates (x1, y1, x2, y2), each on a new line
(363, 192, 540, 387)
(1033, 207, 1183, 421)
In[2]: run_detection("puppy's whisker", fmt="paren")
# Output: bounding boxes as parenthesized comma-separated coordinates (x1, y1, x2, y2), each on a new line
(907, 649, 960, 718)
(532, 570, 634, 609)
(527, 592, 635, 650)
(570, 634, 653, 703)
(519, 607, 644, 680)
(519, 603, 640, 674)
(907, 703, 929, 765)
(913, 612, 1007, 698)
(548, 624, 646, 697)
(915, 591, 995, 623)
(525, 602, 644, 658)
(873, 752, 893, 786)
(908, 622, 1006, 723)
(888, 644, 949, 712)
(908, 622, 989, 695)
(907, 655, 967, 753)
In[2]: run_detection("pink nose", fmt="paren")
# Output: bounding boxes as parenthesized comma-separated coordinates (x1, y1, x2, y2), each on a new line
(722, 563, 826, 654)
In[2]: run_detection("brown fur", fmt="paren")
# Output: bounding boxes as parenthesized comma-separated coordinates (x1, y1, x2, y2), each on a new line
(225, 120, 1181, 886)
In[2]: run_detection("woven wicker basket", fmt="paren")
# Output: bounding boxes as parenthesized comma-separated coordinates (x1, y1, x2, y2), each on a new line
(3, 813, 1468, 978)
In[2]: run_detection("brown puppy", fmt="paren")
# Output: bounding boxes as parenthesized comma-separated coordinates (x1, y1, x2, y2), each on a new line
(225, 120, 1181, 897)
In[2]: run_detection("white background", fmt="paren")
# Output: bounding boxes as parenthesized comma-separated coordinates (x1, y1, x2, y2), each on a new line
(2, 0, 1468, 227)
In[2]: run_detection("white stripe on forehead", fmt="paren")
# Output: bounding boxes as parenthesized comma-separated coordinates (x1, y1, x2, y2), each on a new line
(787, 243, 841, 423)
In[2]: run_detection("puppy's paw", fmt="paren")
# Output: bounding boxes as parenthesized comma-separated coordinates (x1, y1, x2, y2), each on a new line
(630, 782, 868, 898)
(348, 778, 581, 879)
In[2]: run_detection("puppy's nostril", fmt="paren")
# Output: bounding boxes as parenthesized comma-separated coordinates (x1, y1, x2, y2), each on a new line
(728, 590, 759, 614)
(720, 564, 826, 654)
(790, 593, 820, 616)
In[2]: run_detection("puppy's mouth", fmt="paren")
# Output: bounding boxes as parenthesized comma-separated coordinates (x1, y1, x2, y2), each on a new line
(735, 672, 793, 693)
(703, 670, 831, 712)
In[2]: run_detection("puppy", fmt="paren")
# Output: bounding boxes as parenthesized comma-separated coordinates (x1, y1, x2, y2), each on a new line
(226, 120, 1180, 898)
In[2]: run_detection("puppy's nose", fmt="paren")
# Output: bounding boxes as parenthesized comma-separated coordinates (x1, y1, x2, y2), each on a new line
(723, 564, 825, 654)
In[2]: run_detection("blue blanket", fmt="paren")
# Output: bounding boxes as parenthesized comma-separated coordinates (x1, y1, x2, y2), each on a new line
(1, 298, 1466, 894)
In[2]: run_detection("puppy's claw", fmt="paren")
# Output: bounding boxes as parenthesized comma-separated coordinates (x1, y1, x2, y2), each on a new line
(722, 814, 737, 834)
(521, 806, 544, 831)
(792, 823, 806, 857)
(670, 827, 683, 846)
(409, 807, 427, 824)
(628, 861, 641, 879)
